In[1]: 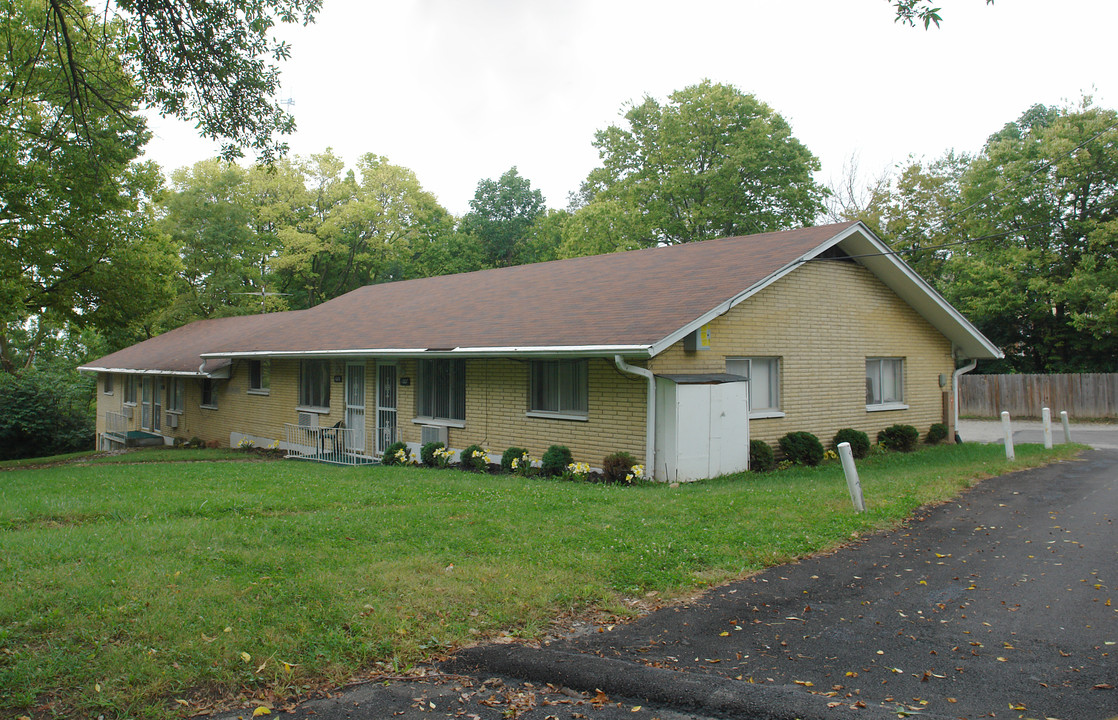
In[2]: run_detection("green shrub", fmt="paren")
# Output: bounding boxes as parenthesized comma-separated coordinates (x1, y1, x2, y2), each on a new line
(0, 369, 94, 460)
(540, 445, 573, 476)
(601, 451, 638, 483)
(381, 441, 410, 466)
(778, 431, 825, 466)
(832, 428, 870, 459)
(877, 424, 920, 452)
(460, 444, 490, 472)
(926, 423, 949, 445)
(420, 441, 445, 466)
(749, 439, 775, 472)
(501, 446, 530, 474)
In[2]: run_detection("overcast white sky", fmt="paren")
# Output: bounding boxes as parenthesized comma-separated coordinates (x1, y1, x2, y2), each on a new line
(142, 0, 1117, 216)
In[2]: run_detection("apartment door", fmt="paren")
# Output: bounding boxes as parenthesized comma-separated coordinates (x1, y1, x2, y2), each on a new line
(376, 363, 397, 455)
(345, 363, 366, 453)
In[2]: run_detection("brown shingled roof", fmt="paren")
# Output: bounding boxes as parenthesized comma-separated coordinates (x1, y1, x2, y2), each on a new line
(81, 222, 861, 372)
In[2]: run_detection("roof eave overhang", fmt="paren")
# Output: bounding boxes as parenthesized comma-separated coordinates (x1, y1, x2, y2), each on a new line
(198, 345, 655, 361)
(649, 222, 1003, 361)
(77, 366, 209, 377)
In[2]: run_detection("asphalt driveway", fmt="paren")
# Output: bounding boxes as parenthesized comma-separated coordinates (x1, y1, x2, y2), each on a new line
(454, 450, 1118, 719)
(214, 450, 1118, 720)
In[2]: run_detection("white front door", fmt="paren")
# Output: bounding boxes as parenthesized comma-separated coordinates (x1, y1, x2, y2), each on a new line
(345, 363, 366, 453)
(376, 363, 397, 455)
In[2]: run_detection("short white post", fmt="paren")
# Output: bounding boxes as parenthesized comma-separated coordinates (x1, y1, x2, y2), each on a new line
(838, 442, 866, 513)
(1042, 407, 1053, 449)
(1061, 411, 1072, 444)
(1001, 411, 1015, 460)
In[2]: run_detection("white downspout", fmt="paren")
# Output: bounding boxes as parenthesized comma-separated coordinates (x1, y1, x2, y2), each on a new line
(614, 355, 656, 480)
(952, 357, 978, 439)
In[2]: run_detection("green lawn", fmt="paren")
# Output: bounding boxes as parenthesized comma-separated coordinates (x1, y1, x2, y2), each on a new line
(0, 442, 1082, 718)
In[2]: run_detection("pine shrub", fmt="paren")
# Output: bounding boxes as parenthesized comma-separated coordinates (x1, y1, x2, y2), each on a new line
(749, 439, 775, 472)
(601, 451, 638, 483)
(877, 424, 920, 452)
(778, 431, 825, 466)
(459, 444, 489, 471)
(420, 441, 445, 466)
(541, 445, 573, 476)
(926, 423, 949, 445)
(501, 446, 529, 474)
(381, 441, 409, 466)
(832, 428, 870, 459)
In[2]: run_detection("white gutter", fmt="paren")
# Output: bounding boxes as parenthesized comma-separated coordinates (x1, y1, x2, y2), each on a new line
(76, 366, 208, 377)
(199, 345, 653, 360)
(952, 357, 978, 436)
(614, 355, 656, 480)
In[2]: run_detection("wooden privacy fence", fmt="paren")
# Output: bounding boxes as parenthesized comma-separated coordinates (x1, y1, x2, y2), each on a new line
(959, 373, 1118, 419)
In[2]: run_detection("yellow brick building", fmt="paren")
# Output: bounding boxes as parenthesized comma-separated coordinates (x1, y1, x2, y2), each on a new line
(82, 222, 1000, 479)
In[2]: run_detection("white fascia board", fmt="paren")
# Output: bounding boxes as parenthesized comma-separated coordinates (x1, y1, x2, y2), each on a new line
(198, 345, 654, 361)
(649, 222, 1002, 361)
(77, 366, 207, 377)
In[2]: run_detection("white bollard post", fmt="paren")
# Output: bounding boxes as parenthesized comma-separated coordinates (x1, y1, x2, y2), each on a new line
(838, 442, 866, 513)
(1042, 407, 1053, 449)
(1061, 411, 1072, 444)
(1001, 411, 1015, 460)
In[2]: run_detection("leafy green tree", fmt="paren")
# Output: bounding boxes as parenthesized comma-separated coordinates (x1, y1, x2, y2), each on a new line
(22, 0, 319, 161)
(0, 0, 176, 372)
(459, 167, 547, 267)
(579, 80, 825, 247)
(947, 101, 1118, 372)
(0, 322, 103, 459)
(893, 0, 994, 29)
(517, 209, 570, 264)
(856, 152, 972, 286)
(273, 152, 457, 305)
(159, 160, 264, 325)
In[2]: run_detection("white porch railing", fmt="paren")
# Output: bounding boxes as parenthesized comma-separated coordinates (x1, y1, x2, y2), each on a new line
(284, 424, 375, 466)
(105, 411, 127, 438)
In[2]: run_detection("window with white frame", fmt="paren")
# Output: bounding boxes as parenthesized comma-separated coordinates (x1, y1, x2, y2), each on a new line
(103, 373, 114, 394)
(248, 360, 270, 393)
(866, 358, 905, 407)
(726, 357, 781, 414)
(417, 359, 465, 421)
(167, 378, 184, 413)
(124, 375, 137, 404)
(529, 359, 588, 417)
(299, 360, 330, 409)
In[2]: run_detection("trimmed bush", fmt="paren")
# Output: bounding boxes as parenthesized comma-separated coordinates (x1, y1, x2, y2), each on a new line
(602, 451, 638, 483)
(926, 423, 949, 445)
(778, 431, 825, 466)
(877, 424, 920, 452)
(749, 439, 775, 472)
(459, 444, 489, 471)
(832, 428, 870, 459)
(420, 441, 445, 466)
(540, 445, 573, 476)
(501, 446, 530, 474)
(381, 441, 410, 466)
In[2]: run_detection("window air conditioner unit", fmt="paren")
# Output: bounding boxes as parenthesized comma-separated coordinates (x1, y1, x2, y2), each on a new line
(298, 412, 318, 428)
(166, 414, 179, 429)
(420, 425, 447, 446)
(123, 406, 133, 419)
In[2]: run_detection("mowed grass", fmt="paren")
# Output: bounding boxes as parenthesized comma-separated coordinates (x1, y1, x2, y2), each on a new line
(0, 442, 1082, 718)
